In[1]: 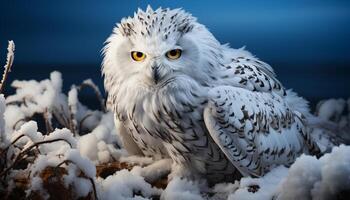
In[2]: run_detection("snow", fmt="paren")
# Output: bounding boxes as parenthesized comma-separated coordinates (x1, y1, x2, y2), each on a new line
(63, 163, 93, 199)
(77, 113, 121, 164)
(29, 154, 62, 177)
(277, 145, 350, 200)
(18, 121, 43, 143)
(277, 156, 320, 199)
(44, 128, 77, 148)
(27, 154, 62, 199)
(316, 98, 346, 122)
(49, 71, 63, 92)
(229, 166, 288, 200)
(68, 86, 79, 112)
(97, 141, 111, 163)
(1, 72, 349, 199)
(119, 155, 154, 166)
(73, 177, 92, 198)
(131, 158, 172, 183)
(308, 97, 350, 153)
(4, 40, 15, 68)
(98, 169, 161, 200)
(22, 133, 96, 199)
(312, 145, 350, 199)
(161, 177, 203, 200)
(221, 145, 350, 200)
(64, 149, 96, 178)
(8, 78, 57, 115)
(68, 86, 79, 132)
(211, 182, 239, 200)
(78, 133, 99, 161)
(4, 71, 70, 134)
(10, 121, 76, 155)
(4, 105, 26, 130)
(4, 71, 104, 136)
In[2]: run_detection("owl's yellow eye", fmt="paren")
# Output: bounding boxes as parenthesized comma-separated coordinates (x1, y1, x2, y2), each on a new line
(131, 51, 146, 61)
(166, 49, 182, 60)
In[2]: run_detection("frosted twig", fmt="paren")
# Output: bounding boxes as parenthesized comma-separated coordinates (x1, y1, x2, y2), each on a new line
(5, 100, 23, 106)
(68, 105, 77, 135)
(0, 40, 15, 93)
(79, 113, 93, 132)
(68, 86, 78, 135)
(43, 108, 53, 134)
(52, 105, 70, 128)
(0, 134, 25, 157)
(78, 79, 106, 112)
(13, 118, 26, 130)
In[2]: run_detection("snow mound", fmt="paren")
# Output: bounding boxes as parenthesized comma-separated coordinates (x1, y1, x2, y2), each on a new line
(226, 145, 350, 200)
(279, 145, 350, 200)
(98, 169, 161, 200)
(161, 177, 204, 200)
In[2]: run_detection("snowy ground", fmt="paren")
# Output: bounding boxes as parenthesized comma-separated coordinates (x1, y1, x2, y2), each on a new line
(0, 42, 349, 199)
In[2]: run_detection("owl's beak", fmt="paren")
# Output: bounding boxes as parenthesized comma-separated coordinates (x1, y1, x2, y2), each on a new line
(151, 64, 160, 84)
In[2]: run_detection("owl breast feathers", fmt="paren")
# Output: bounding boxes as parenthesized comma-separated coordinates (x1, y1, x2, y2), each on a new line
(102, 6, 320, 184)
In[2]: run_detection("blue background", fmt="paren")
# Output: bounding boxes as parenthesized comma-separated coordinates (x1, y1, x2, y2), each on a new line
(1, 0, 349, 107)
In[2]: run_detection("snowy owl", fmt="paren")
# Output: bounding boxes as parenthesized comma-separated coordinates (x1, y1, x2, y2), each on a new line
(102, 6, 320, 184)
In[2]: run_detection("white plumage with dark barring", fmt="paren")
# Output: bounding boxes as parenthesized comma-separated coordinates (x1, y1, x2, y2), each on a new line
(102, 6, 321, 185)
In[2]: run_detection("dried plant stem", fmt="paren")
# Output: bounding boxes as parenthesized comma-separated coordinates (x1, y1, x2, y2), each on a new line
(12, 118, 26, 130)
(0, 40, 15, 93)
(43, 108, 53, 133)
(53, 105, 70, 128)
(0, 138, 73, 178)
(68, 86, 78, 135)
(79, 113, 93, 132)
(0, 134, 25, 157)
(68, 105, 77, 135)
(78, 80, 106, 112)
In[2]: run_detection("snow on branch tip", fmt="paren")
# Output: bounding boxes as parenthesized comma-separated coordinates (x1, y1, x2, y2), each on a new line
(0, 40, 15, 93)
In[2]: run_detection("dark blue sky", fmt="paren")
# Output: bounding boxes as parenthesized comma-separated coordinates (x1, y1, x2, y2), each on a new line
(0, 0, 349, 101)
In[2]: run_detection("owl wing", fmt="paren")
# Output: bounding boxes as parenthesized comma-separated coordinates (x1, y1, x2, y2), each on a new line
(203, 86, 319, 177)
(222, 48, 286, 96)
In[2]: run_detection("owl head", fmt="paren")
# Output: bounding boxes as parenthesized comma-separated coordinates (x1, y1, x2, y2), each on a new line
(102, 6, 223, 98)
